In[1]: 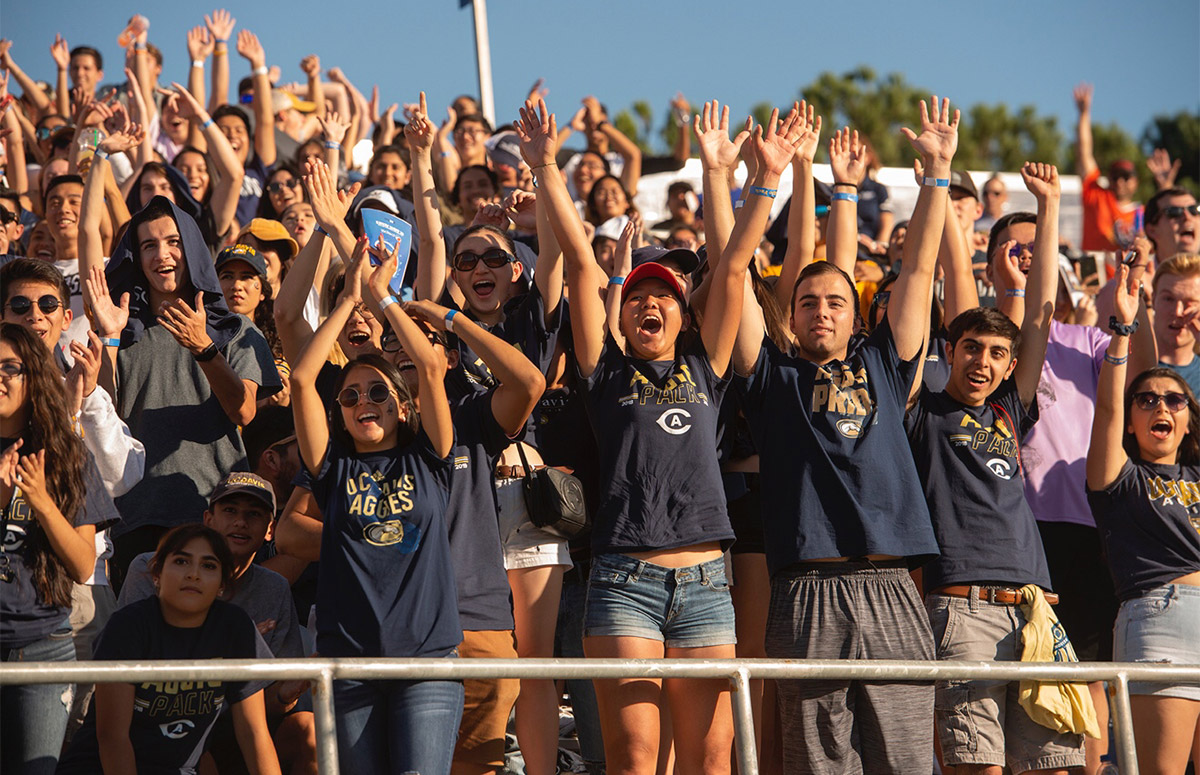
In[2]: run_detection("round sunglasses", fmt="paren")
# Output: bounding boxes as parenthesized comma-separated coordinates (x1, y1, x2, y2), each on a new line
(336, 382, 395, 408)
(5, 295, 64, 316)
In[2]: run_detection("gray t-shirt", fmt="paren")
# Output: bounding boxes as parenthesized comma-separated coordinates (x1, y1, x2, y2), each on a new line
(117, 552, 303, 659)
(113, 318, 281, 534)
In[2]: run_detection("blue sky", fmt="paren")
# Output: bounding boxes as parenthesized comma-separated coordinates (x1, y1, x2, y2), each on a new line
(4, 0, 1197, 154)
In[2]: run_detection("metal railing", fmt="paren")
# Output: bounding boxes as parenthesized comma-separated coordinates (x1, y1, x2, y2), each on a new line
(4, 658, 1198, 775)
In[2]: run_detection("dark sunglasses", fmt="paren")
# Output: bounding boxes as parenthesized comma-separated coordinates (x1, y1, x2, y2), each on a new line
(1133, 391, 1189, 412)
(0, 362, 26, 379)
(267, 179, 301, 195)
(452, 248, 514, 272)
(381, 329, 443, 353)
(36, 127, 55, 141)
(1007, 241, 1036, 258)
(1163, 204, 1200, 220)
(336, 383, 394, 408)
(5, 295, 63, 315)
(0, 209, 18, 225)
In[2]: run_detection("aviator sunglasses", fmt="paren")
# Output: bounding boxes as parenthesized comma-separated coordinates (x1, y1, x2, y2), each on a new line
(1132, 391, 1189, 413)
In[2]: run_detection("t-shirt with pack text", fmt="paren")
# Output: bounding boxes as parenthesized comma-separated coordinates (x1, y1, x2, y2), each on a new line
(1087, 459, 1200, 601)
(738, 320, 938, 576)
(57, 597, 272, 775)
(308, 432, 460, 658)
(905, 378, 1052, 590)
(580, 336, 734, 555)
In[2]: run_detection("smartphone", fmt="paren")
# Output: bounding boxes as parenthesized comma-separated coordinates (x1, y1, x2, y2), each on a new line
(1121, 250, 1138, 266)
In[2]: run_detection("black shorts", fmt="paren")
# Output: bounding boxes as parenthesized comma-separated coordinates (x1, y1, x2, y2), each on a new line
(1037, 521, 1118, 662)
(727, 473, 764, 556)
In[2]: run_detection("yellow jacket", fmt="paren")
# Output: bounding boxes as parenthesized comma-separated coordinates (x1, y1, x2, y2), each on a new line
(1018, 584, 1100, 738)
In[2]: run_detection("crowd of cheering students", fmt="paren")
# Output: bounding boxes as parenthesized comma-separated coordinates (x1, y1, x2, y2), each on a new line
(0, 11, 1199, 775)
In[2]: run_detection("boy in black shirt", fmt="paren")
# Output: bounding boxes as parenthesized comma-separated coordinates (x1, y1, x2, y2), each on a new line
(906, 163, 1088, 772)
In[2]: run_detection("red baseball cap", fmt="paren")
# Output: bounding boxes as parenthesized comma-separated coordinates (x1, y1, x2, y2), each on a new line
(621, 261, 686, 305)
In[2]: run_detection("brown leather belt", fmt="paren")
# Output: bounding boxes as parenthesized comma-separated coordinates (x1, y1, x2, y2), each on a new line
(495, 464, 528, 479)
(933, 585, 1059, 606)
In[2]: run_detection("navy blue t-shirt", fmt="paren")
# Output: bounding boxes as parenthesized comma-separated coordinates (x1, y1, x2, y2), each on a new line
(308, 432, 460, 658)
(1088, 460, 1200, 602)
(447, 391, 515, 631)
(234, 155, 270, 228)
(738, 319, 939, 576)
(57, 597, 272, 775)
(905, 378, 1052, 590)
(580, 336, 734, 554)
(447, 285, 561, 398)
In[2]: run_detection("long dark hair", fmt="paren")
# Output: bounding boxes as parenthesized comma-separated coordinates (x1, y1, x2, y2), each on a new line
(0, 324, 85, 607)
(1124, 368, 1200, 466)
(330, 355, 418, 450)
(585, 174, 635, 226)
(149, 524, 235, 591)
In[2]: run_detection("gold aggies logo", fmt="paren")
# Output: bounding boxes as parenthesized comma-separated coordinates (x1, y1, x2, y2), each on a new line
(956, 412, 1018, 480)
(619, 364, 709, 436)
(812, 363, 873, 437)
(344, 471, 423, 548)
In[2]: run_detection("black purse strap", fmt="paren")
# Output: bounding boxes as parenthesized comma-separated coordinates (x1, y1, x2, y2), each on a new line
(513, 442, 536, 483)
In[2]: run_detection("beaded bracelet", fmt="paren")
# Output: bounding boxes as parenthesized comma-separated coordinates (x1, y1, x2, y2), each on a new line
(749, 185, 777, 199)
(1103, 353, 1128, 366)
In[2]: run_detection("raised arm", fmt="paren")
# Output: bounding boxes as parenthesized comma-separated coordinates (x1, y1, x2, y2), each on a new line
(921, 158, 979, 323)
(1073, 84, 1097, 179)
(318, 111, 349, 172)
(432, 103, 460, 193)
(604, 214, 639, 348)
(300, 55, 325, 121)
(774, 101, 822, 313)
(1, 77, 29, 196)
(185, 25, 213, 139)
(1087, 262, 1142, 490)
(1147, 148, 1181, 192)
(237, 30, 275, 167)
(826, 127, 866, 277)
(408, 93, 453, 303)
(670, 92, 692, 164)
(516, 98, 607, 377)
(172, 82, 243, 238)
(888, 97, 957, 362)
(1013, 162, 1061, 407)
(50, 34, 70, 119)
(702, 106, 803, 376)
(689, 100, 751, 314)
(367, 245, 453, 457)
(0, 40, 52, 116)
(585, 96, 642, 196)
(205, 9, 235, 111)
(521, 188, 564, 320)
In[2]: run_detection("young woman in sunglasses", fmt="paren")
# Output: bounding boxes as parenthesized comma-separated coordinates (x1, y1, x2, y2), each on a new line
(289, 236, 461, 774)
(1088, 262, 1200, 772)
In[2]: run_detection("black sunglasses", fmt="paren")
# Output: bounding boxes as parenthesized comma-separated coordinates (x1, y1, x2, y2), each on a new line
(336, 383, 394, 408)
(267, 179, 301, 195)
(5, 295, 63, 315)
(452, 248, 514, 272)
(1133, 391, 1189, 413)
(0, 209, 18, 225)
(0, 362, 26, 379)
(381, 329, 443, 353)
(1163, 204, 1200, 220)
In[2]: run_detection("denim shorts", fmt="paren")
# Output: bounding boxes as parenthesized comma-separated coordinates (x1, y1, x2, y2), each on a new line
(583, 553, 736, 648)
(1114, 583, 1200, 700)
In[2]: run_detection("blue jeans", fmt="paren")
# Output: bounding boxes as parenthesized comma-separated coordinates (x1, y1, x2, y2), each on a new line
(1, 625, 76, 775)
(334, 677, 464, 775)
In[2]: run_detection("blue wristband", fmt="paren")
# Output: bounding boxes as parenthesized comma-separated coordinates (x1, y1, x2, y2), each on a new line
(99, 336, 120, 348)
(324, 141, 341, 150)
(1104, 352, 1128, 366)
(608, 276, 626, 286)
(93, 148, 111, 162)
(749, 186, 778, 199)
(314, 224, 327, 236)
(832, 192, 859, 203)
(200, 117, 214, 131)
(379, 295, 399, 311)
(921, 176, 950, 187)
(1005, 289, 1026, 298)
(445, 309, 459, 331)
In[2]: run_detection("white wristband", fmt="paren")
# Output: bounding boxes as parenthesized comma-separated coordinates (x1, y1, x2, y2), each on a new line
(192, 60, 204, 69)
(379, 295, 399, 311)
(252, 65, 268, 77)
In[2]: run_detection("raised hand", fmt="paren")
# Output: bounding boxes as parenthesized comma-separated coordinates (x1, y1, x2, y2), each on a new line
(751, 105, 805, 179)
(318, 111, 350, 145)
(828, 126, 867, 185)
(85, 266, 130, 338)
(569, 106, 587, 133)
(503, 189, 538, 231)
(1073, 83, 1093, 114)
(15, 451, 54, 516)
(525, 77, 548, 104)
(692, 100, 751, 173)
(1074, 294, 1098, 328)
(300, 54, 320, 79)
(65, 332, 104, 412)
(341, 236, 367, 304)
(50, 34, 69, 70)
(303, 160, 359, 230)
(187, 26, 214, 61)
(0, 40, 13, 70)
(404, 95, 435, 151)
(582, 95, 603, 127)
(101, 99, 131, 135)
(990, 239, 1027, 293)
(615, 212, 639, 275)
(235, 29, 265, 69)
(1113, 261, 1145, 326)
(1147, 148, 1181, 190)
(1020, 161, 1060, 202)
(123, 67, 148, 124)
(97, 123, 145, 155)
(403, 299, 454, 331)
(168, 82, 205, 121)
(792, 100, 822, 164)
(204, 9, 236, 43)
(900, 96, 959, 166)
(366, 236, 399, 302)
(158, 293, 213, 355)
(326, 66, 347, 85)
(472, 202, 510, 230)
(514, 97, 557, 169)
(0, 439, 22, 489)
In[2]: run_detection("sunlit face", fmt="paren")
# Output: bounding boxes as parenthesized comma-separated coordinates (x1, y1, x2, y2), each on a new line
(0, 340, 29, 430)
(986, 222, 1037, 284)
(950, 190, 982, 233)
(886, 226, 907, 266)
(45, 181, 83, 246)
(174, 151, 210, 203)
(68, 53, 102, 94)
(1147, 194, 1199, 258)
(452, 97, 479, 117)
(456, 167, 497, 218)
(0, 199, 24, 254)
(3, 280, 71, 349)
(337, 301, 383, 360)
(339, 364, 405, 450)
(945, 330, 1017, 406)
(297, 140, 323, 170)
(450, 232, 521, 316)
(154, 537, 224, 617)
(453, 120, 488, 155)
(36, 116, 68, 157)
(369, 151, 409, 190)
(203, 494, 273, 564)
(218, 260, 265, 316)
(982, 181, 1007, 214)
(1111, 171, 1138, 202)
(620, 278, 685, 361)
(591, 178, 629, 223)
(790, 271, 856, 362)
(266, 170, 301, 213)
(573, 152, 606, 200)
(665, 228, 699, 252)
(593, 238, 617, 277)
(139, 169, 176, 208)
(281, 203, 316, 247)
(1128, 375, 1192, 464)
(137, 216, 188, 297)
(161, 98, 188, 143)
(216, 115, 251, 164)
(1153, 272, 1200, 352)
(27, 221, 56, 261)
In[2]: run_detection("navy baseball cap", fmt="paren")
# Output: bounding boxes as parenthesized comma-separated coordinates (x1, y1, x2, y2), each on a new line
(631, 245, 700, 274)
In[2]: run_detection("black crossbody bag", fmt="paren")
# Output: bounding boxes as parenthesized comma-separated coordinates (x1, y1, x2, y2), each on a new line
(514, 443, 589, 540)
